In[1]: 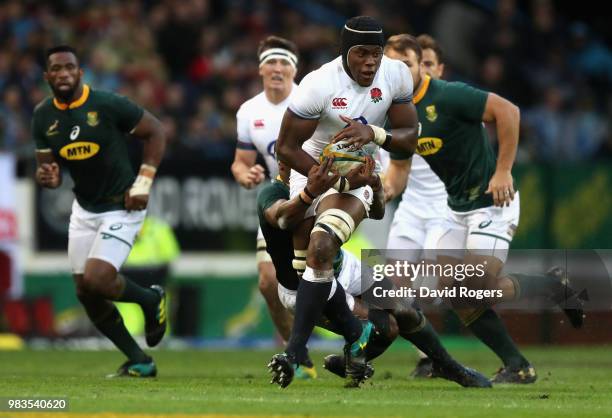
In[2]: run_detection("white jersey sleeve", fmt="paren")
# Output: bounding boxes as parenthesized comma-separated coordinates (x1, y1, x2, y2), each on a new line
(236, 105, 256, 151)
(288, 71, 328, 120)
(386, 58, 414, 104)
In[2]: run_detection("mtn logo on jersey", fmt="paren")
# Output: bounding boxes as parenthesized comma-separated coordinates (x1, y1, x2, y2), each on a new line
(253, 119, 265, 129)
(332, 98, 348, 109)
(59, 141, 100, 160)
(416, 137, 443, 156)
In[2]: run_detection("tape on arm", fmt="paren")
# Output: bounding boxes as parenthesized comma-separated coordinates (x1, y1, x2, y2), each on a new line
(129, 164, 157, 197)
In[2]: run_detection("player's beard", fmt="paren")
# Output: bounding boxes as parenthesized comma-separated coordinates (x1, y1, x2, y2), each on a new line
(50, 78, 80, 102)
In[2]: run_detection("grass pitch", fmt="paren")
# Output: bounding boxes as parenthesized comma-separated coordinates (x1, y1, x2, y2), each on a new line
(0, 344, 611, 418)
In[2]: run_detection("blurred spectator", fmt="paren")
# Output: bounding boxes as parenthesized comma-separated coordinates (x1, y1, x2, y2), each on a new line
(523, 86, 565, 161)
(0, 0, 608, 169)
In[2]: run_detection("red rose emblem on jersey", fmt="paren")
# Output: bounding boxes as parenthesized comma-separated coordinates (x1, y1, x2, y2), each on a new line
(370, 88, 382, 103)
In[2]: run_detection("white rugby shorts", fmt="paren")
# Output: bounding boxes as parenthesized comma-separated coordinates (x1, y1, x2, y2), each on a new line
(437, 192, 520, 263)
(68, 200, 145, 274)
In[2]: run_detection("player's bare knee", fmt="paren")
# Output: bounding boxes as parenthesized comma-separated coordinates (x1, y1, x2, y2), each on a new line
(83, 260, 118, 297)
(307, 232, 337, 269)
(258, 265, 278, 299)
(73, 274, 91, 300)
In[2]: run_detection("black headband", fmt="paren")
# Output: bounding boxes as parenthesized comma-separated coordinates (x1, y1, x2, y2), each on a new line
(341, 17, 384, 80)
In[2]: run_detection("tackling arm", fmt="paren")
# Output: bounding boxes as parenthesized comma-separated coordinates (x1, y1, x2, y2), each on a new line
(369, 176, 385, 220)
(270, 158, 341, 230)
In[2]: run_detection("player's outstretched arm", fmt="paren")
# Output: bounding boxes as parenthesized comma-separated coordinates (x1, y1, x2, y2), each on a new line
(383, 158, 411, 202)
(276, 109, 319, 176)
(125, 110, 167, 211)
(482, 93, 520, 207)
(231, 149, 265, 189)
(35, 151, 61, 189)
(271, 158, 340, 230)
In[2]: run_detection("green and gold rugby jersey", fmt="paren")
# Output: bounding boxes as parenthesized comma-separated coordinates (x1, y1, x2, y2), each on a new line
(32, 85, 144, 213)
(392, 75, 498, 212)
(257, 180, 299, 291)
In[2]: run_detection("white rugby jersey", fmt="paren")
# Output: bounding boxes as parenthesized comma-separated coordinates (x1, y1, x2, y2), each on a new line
(396, 154, 448, 219)
(236, 86, 297, 178)
(288, 56, 413, 159)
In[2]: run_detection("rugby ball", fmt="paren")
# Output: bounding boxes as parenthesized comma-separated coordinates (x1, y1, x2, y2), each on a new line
(319, 140, 367, 176)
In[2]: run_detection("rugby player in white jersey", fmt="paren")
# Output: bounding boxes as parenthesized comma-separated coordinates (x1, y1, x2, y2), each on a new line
(231, 36, 299, 347)
(260, 160, 490, 388)
(269, 16, 472, 389)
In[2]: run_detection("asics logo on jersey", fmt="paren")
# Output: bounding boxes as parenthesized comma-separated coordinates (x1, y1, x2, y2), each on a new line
(478, 220, 492, 229)
(70, 125, 80, 140)
(332, 97, 348, 108)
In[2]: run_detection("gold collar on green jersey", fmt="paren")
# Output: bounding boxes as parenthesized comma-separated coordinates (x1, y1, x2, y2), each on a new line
(413, 75, 431, 104)
(53, 84, 90, 110)
(275, 174, 289, 186)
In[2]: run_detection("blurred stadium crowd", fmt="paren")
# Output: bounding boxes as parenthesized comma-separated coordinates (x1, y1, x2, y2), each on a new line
(1, 0, 610, 171)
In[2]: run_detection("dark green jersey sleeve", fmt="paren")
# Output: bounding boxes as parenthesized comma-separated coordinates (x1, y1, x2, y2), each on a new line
(441, 82, 488, 123)
(257, 181, 290, 217)
(106, 93, 144, 133)
(31, 109, 49, 150)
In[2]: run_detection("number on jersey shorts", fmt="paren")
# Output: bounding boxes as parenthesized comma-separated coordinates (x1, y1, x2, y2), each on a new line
(255, 226, 272, 264)
(68, 200, 145, 274)
(437, 192, 520, 264)
(289, 169, 373, 218)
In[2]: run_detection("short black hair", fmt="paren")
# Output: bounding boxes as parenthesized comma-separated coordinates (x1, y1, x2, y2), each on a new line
(45, 45, 79, 67)
(257, 36, 299, 58)
(385, 34, 422, 62)
(417, 34, 444, 64)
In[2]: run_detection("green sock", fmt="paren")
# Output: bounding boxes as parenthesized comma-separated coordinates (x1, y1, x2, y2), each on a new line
(507, 273, 561, 300)
(467, 308, 528, 369)
(93, 305, 148, 363)
(399, 312, 454, 366)
(115, 275, 158, 315)
(365, 310, 395, 361)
